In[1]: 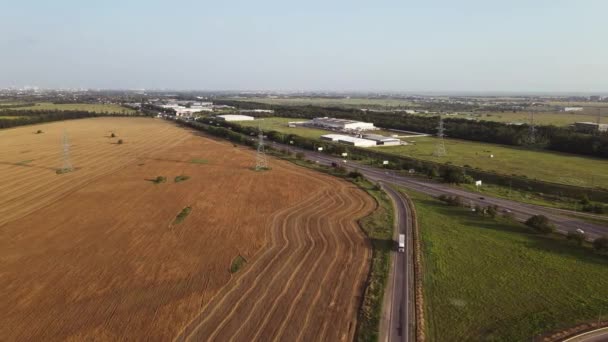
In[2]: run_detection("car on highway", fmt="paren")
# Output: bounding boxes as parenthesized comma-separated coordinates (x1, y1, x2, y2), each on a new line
(576, 228, 585, 234)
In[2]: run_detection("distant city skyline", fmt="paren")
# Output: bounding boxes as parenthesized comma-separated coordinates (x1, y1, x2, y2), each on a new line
(1, 0, 607, 92)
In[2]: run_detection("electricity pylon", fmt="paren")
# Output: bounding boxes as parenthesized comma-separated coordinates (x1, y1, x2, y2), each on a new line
(255, 127, 268, 171)
(60, 130, 74, 173)
(433, 115, 447, 157)
(528, 111, 536, 144)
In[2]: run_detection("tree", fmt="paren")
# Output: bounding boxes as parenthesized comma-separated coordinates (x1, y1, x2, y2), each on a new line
(442, 167, 466, 184)
(593, 237, 608, 253)
(525, 215, 555, 234)
(485, 205, 498, 218)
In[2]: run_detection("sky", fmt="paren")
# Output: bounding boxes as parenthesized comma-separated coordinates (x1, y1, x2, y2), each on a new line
(0, 0, 607, 92)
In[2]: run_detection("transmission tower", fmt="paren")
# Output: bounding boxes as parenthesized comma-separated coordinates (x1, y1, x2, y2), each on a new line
(528, 111, 536, 144)
(255, 127, 268, 171)
(433, 116, 447, 157)
(60, 130, 74, 173)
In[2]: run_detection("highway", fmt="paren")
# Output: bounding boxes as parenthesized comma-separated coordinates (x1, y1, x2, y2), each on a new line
(279, 143, 608, 239)
(380, 184, 415, 342)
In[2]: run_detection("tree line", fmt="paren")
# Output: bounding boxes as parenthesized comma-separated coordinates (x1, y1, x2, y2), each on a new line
(0, 109, 141, 129)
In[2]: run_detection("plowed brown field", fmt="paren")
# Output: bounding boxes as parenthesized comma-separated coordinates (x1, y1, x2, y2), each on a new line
(0, 117, 375, 341)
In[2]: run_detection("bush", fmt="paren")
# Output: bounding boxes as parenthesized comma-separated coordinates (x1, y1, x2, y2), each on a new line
(347, 170, 364, 179)
(485, 205, 498, 218)
(117, 139, 124, 144)
(295, 152, 305, 160)
(438, 195, 462, 206)
(582, 204, 605, 214)
(593, 237, 608, 253)
(567, 231, 586, 246)
(36, 129, 43, 134)
(111, 132, 116, 138)
(525, 215, 555, 234)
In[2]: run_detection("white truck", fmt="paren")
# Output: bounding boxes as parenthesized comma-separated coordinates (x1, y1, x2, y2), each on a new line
(398, 234, 405, 253)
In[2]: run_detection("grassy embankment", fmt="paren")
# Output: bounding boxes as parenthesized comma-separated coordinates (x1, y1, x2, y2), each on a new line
(405, 189, 608, 341)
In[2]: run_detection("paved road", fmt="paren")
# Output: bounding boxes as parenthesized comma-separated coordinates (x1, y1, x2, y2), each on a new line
(380, 184, 415, 342)
(563, 327, 608, 342)
(282, 145, 608, 239)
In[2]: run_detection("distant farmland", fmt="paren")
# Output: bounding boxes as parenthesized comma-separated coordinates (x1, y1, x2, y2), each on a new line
(227, 96, 420, 108)
(0, 117, 373, 341)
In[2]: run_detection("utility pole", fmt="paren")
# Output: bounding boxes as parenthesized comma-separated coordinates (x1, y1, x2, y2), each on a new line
(255, 127, 268, 171)
(433, 115, 447, 157)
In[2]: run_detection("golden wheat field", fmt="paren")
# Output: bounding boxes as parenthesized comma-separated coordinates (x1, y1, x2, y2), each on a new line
(0, 117, 374, 341)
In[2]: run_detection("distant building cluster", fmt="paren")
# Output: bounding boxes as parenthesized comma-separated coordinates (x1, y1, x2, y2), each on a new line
(321, 133, 401, 147)
(151, 100, 236, 118)
(564, 107, 584, 112)
(216, 114, 255, 122)
(307, 117, 376, 132)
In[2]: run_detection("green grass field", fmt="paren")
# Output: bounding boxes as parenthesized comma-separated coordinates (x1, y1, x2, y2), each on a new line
(406, 189, 608, 341)
(237, 117, 608, 188)
(0, 116, 25, 119)
(238, 117, 335, 139)
(3, 102, 135, 114)
(375, 137, 608, 188)
(238, 117, 397, 139)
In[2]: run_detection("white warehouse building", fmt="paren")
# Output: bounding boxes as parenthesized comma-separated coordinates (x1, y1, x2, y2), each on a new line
(310, 117, 376, 131)
(320, 134, 377, 147)
(362, 134, 401, 146)
(216, 114, 255, 122)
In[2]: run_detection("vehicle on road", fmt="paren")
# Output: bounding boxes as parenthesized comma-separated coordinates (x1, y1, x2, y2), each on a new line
(479, 197, 485, 200)
(576, 228, 585, 234)
(398, 234, 405, 253)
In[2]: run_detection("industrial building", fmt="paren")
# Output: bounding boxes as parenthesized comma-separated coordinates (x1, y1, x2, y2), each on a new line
(321, 134, 377, 147)
(310, 117, 376, 131)
(574, 122, 608, 133)
(564, 107, 584, 112)
(362, 134, 401, 146)
(216, 114, 255, 122)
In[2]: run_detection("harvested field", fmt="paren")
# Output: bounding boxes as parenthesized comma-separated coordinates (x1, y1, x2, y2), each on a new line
(0, 117, 375, 341)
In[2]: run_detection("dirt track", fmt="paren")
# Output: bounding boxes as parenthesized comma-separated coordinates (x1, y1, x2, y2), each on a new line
(0, 117, 374, 341)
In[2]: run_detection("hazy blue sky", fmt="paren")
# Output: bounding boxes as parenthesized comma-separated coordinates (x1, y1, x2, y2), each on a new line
(1, 0, 606, 92)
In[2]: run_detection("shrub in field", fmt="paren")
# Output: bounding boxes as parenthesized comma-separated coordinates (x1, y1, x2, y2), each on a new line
(117, 139, 123, 144)
(593, 237, 608, 253)
(525, 215, 555, 234)
(36, 129, 43, 134)
(567, 231, 586, 246)
(111, 132, 116, 138)
(438, 194, 462, 206)
(151, 176, 166, 184)
(295, 152, 305, 160)
(347, 170, 364, 179)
